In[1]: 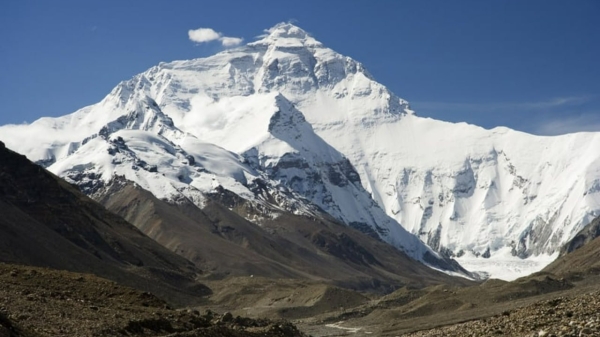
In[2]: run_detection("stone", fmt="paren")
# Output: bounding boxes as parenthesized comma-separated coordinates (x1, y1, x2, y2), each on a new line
(220, 312, 233, 323)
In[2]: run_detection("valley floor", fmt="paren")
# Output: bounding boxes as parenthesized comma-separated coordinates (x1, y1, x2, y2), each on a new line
(294, 274, 600, 337)
(199, 273, 600, 337)
(3, 260, 600, 337)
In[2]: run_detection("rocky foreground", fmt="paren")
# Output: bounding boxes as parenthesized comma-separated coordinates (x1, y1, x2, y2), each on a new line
(0, 263, 305, 337)
(405, 290, 600, 337)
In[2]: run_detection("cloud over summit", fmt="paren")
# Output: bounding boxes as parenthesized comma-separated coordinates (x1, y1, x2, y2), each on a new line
(188, 27, 243, 47)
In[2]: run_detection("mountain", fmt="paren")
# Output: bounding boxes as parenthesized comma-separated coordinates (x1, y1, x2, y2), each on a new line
(0, 141, 209, 306)
(2, 23, 599, 279)
(94, 178, 472, 291)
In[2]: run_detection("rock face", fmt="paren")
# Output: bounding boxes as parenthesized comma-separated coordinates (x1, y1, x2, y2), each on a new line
(543, 215, 600, 276)
(559, 216, 600, 256)
(2, 23, 600, 278)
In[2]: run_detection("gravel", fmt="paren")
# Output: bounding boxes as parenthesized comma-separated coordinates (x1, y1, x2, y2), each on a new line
(404, 291, 600, 337)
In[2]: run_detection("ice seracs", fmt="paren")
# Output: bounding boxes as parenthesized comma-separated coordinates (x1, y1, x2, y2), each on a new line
(2, 22, 600, 280)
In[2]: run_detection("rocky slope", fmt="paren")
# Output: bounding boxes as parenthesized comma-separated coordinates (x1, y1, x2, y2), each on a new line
(305, 216, 600, 336)
(94, 178, 472, 291)
(2, 23, 600, 278)
(392, 216, 600, 336)
(0, 141, 207, 306)
(0, 262, 306, 337)
(404, 291, 600, 337)
(544, 215, 600, 277)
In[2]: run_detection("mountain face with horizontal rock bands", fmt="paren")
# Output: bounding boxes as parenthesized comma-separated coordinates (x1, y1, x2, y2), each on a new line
(2, 23, 600, 279)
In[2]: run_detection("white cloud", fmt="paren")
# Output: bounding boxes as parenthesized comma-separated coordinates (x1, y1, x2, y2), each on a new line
(219, 36, 243, 47)
(188, 28, 221, 43)
(186, 94, 228, 130)
(188, 27, 243, 47)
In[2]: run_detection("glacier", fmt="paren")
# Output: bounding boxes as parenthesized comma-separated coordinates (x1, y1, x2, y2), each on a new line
(2, 23, 600, 280)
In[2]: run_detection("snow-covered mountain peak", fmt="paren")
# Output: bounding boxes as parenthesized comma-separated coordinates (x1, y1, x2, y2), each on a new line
(97, 95, 183, 142)
(265, 93, 342, 164)
(3, 23, 600, 280)
(249, 22, 322, 48)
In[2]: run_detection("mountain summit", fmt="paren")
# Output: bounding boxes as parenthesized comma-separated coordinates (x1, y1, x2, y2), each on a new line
(2, 23, 600, 279)
(251, 23, 323, 47)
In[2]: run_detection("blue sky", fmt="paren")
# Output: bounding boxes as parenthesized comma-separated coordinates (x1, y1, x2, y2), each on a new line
(1, 0, 598, 135)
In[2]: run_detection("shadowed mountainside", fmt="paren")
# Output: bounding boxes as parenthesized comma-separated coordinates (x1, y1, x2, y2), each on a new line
(0, 141, 208, 306)
(95, 178, 474, 293)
